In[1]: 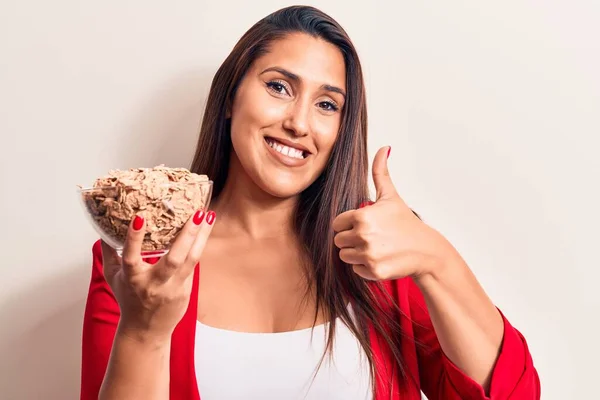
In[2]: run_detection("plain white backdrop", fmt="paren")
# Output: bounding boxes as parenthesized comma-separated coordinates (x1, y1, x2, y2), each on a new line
(1, 1, 598, 399)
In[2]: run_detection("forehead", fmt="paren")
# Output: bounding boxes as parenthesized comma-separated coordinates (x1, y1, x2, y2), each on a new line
(253, 33, 346, 90)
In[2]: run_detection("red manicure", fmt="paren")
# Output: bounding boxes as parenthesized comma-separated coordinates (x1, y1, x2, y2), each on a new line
(206, 211, 216, 225)
(359, 201, 375, 209)
(387, 146, 391, 159)
(193, 210, 205, 225)
(133, 215, 144, 231)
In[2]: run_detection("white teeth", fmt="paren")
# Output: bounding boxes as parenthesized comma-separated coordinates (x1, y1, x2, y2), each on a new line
(266, 138, 305, 160)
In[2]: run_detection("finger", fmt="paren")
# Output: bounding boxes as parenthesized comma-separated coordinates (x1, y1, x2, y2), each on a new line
(339, 248, 363, 265)
(121, 214, 147, 275)
(100, 239, 122, 281)
(372, 146, 397, 201)
(333, 230, 361, 249)
(352, 264, 378, 280)
(332, 209, 358, 233)
(154, 209, 206, 281)
(180, 210, 217, 278)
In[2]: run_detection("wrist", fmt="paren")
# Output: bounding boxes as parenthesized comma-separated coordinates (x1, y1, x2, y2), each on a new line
(413, 250, 467, 286)
(116, 322, 173, 349)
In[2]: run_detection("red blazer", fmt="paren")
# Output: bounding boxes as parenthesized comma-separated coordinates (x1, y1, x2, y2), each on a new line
(81, 240, 540, 399)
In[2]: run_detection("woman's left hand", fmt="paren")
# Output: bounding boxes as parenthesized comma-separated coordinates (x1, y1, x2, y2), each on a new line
(332, 146, 464, 280)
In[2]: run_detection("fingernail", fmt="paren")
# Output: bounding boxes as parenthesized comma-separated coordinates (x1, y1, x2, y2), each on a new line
(387, 146, 391, 159)
(193, 210, 205, 225)
(206, 211, 216, 225)
(133, 215, 144, 231)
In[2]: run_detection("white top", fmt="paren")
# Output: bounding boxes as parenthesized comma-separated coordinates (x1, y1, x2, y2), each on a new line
(194, 311, 373, 400)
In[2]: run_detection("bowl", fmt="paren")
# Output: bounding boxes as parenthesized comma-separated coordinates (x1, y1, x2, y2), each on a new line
(78, 180, 213, 258)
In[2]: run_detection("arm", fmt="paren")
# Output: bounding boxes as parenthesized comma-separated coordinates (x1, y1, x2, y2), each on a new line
(413, 255, 504, 392)
(99, 328, 170, 400)
(407, 267, 541, 399)
(81, 240, 170, 400)
(83, 211, 215, 399)
(333, 147, 540, 398)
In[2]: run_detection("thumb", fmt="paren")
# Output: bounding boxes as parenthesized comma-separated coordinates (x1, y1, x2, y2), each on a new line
(372, 146, 396, 200)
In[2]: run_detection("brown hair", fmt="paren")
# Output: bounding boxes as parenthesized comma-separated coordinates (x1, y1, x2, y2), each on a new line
(191, 5, 409, 392)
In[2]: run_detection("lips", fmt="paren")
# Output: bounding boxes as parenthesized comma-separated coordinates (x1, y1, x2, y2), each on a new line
(264, 137, 309, 160)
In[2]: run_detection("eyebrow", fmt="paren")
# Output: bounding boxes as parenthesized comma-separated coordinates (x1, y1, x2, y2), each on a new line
(260, 66, 346, 98)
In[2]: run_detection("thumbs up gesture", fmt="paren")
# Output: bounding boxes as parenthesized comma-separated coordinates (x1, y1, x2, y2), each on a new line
(332, 147, 462, 280)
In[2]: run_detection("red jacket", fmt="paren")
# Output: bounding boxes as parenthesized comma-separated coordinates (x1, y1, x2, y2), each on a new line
(81, 240, 540, 399)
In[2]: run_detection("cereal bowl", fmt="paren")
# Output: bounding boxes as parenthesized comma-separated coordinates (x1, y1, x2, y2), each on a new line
(78, 166, 213, 258)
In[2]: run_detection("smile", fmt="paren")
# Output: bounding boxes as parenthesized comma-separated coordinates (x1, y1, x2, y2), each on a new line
(264, 137, 307, 160)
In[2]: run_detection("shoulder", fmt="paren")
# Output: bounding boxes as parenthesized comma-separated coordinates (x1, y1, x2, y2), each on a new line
(90, 239, 107, 279)
(82, 240, 120, 330)
(92, 239, 103, 262)
(90, 239, 104, 272)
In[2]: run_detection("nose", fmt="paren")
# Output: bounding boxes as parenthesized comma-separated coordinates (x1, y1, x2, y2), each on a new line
(282, 100, 310, 137)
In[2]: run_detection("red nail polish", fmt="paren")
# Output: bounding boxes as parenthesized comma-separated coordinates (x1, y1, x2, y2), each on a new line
(206, 211, 216, 225)
(133, 215, 144, 231)
(193, 210, 205, 225)
(387, 147, 391, 159)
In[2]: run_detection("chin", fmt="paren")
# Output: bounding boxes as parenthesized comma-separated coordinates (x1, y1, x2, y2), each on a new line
(254, 172, 314, 199)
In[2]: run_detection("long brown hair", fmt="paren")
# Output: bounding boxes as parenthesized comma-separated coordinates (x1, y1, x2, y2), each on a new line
(190, 5, 409, 392)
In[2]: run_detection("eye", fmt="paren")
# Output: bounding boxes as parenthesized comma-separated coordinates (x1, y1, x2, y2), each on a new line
(266, 80, 291, 96)
(318, 101, 339, 112)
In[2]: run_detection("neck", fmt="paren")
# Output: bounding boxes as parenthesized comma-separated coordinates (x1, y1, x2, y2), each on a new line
(210, 155, 298, 240)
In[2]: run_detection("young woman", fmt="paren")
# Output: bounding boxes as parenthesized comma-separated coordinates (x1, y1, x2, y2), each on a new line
(81, 6, 540, 400)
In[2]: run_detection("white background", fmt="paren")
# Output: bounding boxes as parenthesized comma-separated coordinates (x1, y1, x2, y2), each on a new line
(1, 1, 598, 399)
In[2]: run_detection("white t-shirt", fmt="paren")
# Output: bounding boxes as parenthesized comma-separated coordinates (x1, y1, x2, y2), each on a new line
(194, 311, 373, 400)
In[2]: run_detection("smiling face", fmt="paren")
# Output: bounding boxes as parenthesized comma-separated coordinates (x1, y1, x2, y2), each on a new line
(228, 32, 347, 198)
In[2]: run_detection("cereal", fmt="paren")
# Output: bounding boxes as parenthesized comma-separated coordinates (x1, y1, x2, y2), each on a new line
(80, 165, 211, 251)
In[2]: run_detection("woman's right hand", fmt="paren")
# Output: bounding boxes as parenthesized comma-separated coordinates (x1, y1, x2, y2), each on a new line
(100, 209, 216, 344)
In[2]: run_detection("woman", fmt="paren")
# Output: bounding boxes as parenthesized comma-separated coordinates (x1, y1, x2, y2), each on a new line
(81, 5, 540, 400)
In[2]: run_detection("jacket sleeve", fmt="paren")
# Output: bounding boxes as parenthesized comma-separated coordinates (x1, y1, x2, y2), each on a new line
(407, 278, 541, 399)
(80, 240, 120, 400)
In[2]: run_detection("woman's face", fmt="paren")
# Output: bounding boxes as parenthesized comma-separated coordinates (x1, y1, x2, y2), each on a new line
(229, 32, 346, 198)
